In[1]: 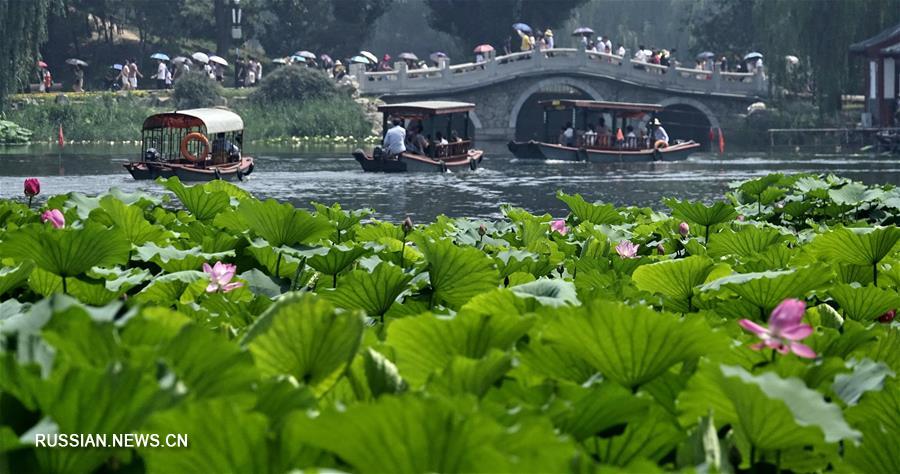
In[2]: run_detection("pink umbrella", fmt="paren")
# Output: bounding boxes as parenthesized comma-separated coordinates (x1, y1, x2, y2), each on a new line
(473, 44, 494, 54)
(37, 60, 48, 68)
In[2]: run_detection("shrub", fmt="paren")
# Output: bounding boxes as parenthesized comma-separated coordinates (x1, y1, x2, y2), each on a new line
(250, 65, 340, 104)
(173, 72, 224, 109)
(235, 97, 372, 139)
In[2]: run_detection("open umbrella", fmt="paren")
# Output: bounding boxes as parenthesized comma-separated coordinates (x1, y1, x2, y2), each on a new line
(473, 44, 495, 54)
(112, 64, 124, 71)
(512, 23, 532, 33)
(785, 55, 799, 65)
(320, 54, 333, 63)
(172, 56, 192, 64)
(359, 51, 378, 64)
(696, 51, 715, 60)
(272, 58, 288, 65)
(209, 55, 228, 66)
(295, 51, 316, 60)
(37, 60, 48, 68)
(743, 52, 763, 61)
(572, 27, 594, 36)
(398, 52, 418, 61)
(66, 58, 88, 67)
(430, 52, 448, 63)
(150, 53, 170, 61)
(290, 55, 307, 63)
(350, 55, 371, 64)
(191, 52, 209, 64)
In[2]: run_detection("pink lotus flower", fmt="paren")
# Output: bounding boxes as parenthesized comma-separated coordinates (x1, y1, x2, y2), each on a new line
(203, 261, 243, 293)
(24, 178, 40, 197)
(550, 219, 568, 236)
(879, 309, 896, 323)
(736, 215, 745, 222)
(615, 240, 639, 259)
(679, 221, 690, 236)
(41, 209, 65, 229)
(739, 299, 816, 358)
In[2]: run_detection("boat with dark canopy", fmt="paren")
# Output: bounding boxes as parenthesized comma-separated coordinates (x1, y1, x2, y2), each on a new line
(125, 108, 254, 181)
(507, 99, 700, 163)
(353, 101, 484, 172)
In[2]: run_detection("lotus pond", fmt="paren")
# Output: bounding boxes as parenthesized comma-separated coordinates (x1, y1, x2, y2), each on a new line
(0, 173, 898, 473)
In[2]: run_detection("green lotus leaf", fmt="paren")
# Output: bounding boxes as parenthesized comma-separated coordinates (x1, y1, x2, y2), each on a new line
(387, 310, 532, 386)
(593, 404, 685, 466)
(241, 293, 363, 396)
(140, 399, 268, 474)
(0, 261, 35, 297)
(312, 201, 371, 237)
(552, 382, 651, 442)
(811, 226, 900, 267)
(495, 249, 554, 279)
(707, 227, 787, 259)
(160, 177, 231, 221)
(132, 270, 206, 305)
(306, 243, 370, 282)
(700, 265, 833, 316)
(0, 223, 130, 279)
(133, 242, 234, 273)
(829, 182, 884, 206)
(58, 188, 161, 220)
(236, 198, 332, 247)
(321, 261, 412, 318)
(557, 191, 623, 225)
(89, 195, 167, 245)
(416, 237, 499, 308)
(510, 278, 579, 307)
(518, 337, 597, 384)
(541, 301, 724, 388)
(665, 199, 737, 228)
(284, 394, 573, 473)
(832, 358, 895, 406)
(829, 283, 900, 321)
(363, 348, 407, 398)
(428, 350, 513, 397)
(843, 379, 900, 473)
(632, 256, 715, 313)
(737, 173, 784, 199)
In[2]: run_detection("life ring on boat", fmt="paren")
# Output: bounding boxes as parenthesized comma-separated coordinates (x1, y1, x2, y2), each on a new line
(469, 158, 477, 171)
(653, 140, 669, 150)
(180, 132, 210, 162)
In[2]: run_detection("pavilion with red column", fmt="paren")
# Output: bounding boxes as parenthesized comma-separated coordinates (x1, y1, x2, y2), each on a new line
(850, 23, 900, 127)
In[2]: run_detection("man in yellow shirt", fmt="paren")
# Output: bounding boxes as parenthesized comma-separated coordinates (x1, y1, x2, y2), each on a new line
(517, 29, 534, 51)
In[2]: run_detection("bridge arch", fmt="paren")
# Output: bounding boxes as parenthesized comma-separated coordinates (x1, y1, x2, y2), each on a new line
(508, 77, 605, 130)
(657, 97, 720, 130)
(656, 97, 720, 149)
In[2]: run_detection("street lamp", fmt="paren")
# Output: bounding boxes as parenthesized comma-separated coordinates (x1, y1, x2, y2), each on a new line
(232, 0, 242, 86)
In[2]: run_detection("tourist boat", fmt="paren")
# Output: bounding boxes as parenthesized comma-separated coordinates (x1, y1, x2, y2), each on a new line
(124, 108, 254, 181)
(507, 100, 701, 163)
(353, 101, 484, 172)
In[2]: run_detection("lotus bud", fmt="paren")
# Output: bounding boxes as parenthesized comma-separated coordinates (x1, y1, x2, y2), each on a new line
(41, 209, 65, 229)
(478, 224, 487, 237)
(678, 221, 689, 237)
(402, 216, 413, 234)
(657, 243, 665, 255)
(736, 215, 745, 222)
(879, 309, 896, 323)
(24, 178, 40, 197)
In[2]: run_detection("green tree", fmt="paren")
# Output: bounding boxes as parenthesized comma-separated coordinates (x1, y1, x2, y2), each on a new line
(0, 0, 55, 108)
(425, 0, 588, 52)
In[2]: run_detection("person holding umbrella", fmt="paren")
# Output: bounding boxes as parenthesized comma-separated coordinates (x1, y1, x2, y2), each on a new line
(514, 23, 534, 52)
(154, 59, 169, 90)
(66, 59, 87, 92)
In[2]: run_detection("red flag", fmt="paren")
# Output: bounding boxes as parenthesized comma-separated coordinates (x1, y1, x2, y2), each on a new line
(58, 124, 65, 148)
(718, 127, 725, 154)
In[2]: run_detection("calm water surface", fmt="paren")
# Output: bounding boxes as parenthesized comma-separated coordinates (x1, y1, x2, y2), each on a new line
(2, 142, 899, 221)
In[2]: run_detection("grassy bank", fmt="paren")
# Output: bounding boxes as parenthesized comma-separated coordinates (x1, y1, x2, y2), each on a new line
(2, 90, 376, 144)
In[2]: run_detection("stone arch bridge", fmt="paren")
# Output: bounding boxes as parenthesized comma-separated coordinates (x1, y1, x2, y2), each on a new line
(355, 48, 767, 145)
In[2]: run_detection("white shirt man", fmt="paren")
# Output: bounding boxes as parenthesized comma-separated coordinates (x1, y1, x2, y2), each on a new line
(603, 38, 612, 54)
(634, 49, 647, 62)
(383, 120, 407, 156)
(616, 45, 626, 57)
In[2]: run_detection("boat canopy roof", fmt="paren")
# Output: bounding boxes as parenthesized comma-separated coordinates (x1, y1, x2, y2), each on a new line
(539, 99, 664, 113)
(378, 101, 475, 116)
(143, 108, 244, 134)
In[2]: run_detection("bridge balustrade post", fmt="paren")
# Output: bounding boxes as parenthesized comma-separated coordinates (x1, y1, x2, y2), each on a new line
(486, 53, 497, 76)
(533, 46, 544, 68)
(395, 62, 408, 86)
(350, 64, 366, 91)
(577, 42, 587, 68)
(440, 58, 450, 83)
(712, 67, 721, 92)
(755, 69, 766, 94)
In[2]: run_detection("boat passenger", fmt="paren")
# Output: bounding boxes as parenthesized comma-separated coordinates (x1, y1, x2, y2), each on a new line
(211, 133, 240, 163)
(410, 125, 429, 155)
(382, 118, 406, 159)
(583, 125, 597, 147)
(651, 118, 669, 144)
(562, 122, 575, 147)
(450, 130, 463, 142)
(597, 118, 611, 146)
(625, 125, 637, 148)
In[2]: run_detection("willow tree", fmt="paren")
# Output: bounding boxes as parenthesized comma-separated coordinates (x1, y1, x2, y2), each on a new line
(0, 0, 55, 110)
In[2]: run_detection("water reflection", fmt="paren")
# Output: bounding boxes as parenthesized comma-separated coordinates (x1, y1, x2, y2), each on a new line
(2, 142, 899, 221)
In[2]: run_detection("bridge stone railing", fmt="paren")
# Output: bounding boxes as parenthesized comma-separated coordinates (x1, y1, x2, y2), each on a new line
(355, 46, 767, 99)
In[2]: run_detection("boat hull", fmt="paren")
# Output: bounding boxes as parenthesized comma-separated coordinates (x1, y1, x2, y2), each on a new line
(124, 157, 255, 181)
(507, 140, 700, 163)
(353, 149, 484, 173)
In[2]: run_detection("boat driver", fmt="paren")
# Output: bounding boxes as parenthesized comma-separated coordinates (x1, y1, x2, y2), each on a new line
(650, 118, 669, 144)
(211, 133, 240, 162)
(382, 117, 407, 159)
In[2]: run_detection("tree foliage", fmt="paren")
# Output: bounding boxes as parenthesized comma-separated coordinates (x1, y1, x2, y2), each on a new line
(0, 0, 54, 106)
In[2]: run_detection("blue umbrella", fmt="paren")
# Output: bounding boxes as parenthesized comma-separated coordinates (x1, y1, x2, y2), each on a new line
(290, 55, 307, 63)
(112, 64, 124, 70)
(513, 23, 532, 33)
(150, 53, 170, 61)
(350, 55, 371, 64)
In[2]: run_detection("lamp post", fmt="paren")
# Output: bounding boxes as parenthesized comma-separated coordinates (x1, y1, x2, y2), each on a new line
(231, 0, 242, 86)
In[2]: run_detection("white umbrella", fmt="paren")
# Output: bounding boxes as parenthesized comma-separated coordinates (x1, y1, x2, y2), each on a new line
(359, 51, 378, 64)
(191, 52, 209, 64)
(209, 55, 229, 66)
(172, 56, 192, 64)
(785, 55, 799, 65)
